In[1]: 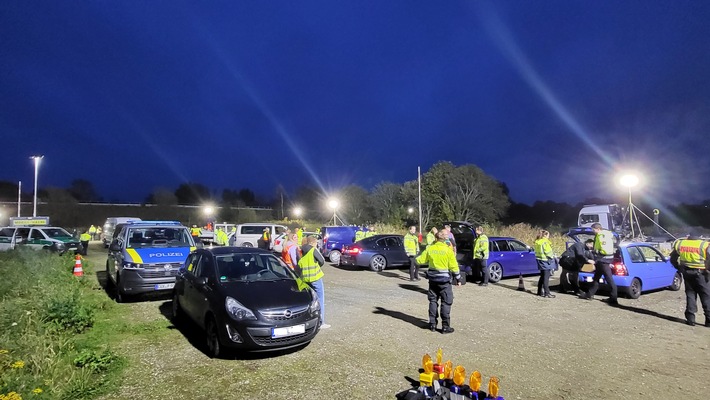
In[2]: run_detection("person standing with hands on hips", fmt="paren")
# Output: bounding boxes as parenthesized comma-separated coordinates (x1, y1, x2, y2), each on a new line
(534, 230, 556, 298)
(416, 229, 462, 334)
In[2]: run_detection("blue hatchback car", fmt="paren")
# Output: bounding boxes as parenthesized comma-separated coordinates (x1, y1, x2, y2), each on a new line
(567, 229, 682, 299)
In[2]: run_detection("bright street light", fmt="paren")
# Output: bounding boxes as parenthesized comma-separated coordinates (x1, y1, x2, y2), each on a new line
(328, 198, 340, 226)
(203, 205, 215, 216)
(328, 199, 339, 210)
(407, 207, 414, 214)
(293, 206, 303, 218)
(30, 155, 43, 217)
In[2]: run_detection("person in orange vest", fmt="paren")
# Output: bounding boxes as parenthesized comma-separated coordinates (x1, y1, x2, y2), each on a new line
(190, 225, 201, 237)
(281, 233, 302, 270)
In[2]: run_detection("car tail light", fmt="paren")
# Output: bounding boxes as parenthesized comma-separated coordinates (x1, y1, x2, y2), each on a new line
(611, 262, 628, 276)
(345, 246, 361, 255)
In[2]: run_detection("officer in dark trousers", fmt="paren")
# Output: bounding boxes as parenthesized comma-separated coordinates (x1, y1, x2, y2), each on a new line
(416, 229, 462, 334)
(669, 235, 710, 326)
(580, 223, 619, 305)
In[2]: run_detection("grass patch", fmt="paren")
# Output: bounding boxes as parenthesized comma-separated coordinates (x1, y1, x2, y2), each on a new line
(0, 249, 124, 399)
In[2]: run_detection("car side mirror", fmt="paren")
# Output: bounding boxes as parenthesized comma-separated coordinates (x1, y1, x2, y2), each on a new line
(109, 241, 121, 252)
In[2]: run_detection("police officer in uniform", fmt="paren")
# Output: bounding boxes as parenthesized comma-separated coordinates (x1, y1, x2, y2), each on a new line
(416, 229, 461, 333)
(404, 226, 420, 281)
(669, 235, 710, 326)
(580, 223, 618, 305)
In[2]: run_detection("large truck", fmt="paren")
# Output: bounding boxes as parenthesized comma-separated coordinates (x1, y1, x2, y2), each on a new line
(577, 204, 625, 233)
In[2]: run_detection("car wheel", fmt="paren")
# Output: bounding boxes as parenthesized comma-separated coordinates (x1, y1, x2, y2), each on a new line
(329, 250, 342, 265)
(172, 292, 183, 324)
(369, 255, 387, 272)
(627, 278, 642, 299)
(669, 272, 682, 291)
(105, 261, 114, 289)
(205, 316, 222, 358)
(488, 262, 503, 283)
(114, 272, 129, 303)
(242, 242, 253, 248)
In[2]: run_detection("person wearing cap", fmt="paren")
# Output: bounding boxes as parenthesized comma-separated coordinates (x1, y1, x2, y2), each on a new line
(416, 228, 462, 334)
(669, 234, 710, 326)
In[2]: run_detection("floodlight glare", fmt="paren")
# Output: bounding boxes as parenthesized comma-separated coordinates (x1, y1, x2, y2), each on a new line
(203, 205, 215, 216)
(408, 207, 414, 214)
(328, 199, 339, 210)
(619, 174, 639, 188)
(293, 206, 303, 217)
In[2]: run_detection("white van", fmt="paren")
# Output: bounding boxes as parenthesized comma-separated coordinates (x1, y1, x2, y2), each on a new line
(102, 217, 142, 247)
(232, 223, 287, 248)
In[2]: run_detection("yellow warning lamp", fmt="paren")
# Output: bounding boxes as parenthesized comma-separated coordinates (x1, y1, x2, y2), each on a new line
(422, 354, 433, 372)
(453, 365, 465, 386)
(488, 376, 500, 397)
(469, 370, 482, 391)
(436, 348, 443, 365)
(443, 360, 453, 380)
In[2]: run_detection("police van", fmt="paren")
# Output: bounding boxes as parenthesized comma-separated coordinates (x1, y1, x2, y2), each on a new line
(106, 220, 198, 302)
(0, 217, 82, 255)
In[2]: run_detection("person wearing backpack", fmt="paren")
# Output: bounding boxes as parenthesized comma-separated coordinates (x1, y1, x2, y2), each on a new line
(559, 239, 595, 296)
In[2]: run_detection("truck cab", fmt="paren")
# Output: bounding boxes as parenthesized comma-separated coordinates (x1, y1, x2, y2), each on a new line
(577, 204, 624, 233)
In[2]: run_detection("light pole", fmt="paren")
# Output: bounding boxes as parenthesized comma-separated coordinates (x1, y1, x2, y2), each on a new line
(328, 198, 340, 226)
(619, 173, 640, 238)
(30, 155, 43, 217)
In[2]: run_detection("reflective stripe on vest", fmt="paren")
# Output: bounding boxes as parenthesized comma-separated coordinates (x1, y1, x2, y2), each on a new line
(298, 248, 324, 283)
(674, 239, 709, 268)
(534, 238, 553, 260)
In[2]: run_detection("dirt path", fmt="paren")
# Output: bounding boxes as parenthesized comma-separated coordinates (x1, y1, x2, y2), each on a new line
(83, 242, 709, 399)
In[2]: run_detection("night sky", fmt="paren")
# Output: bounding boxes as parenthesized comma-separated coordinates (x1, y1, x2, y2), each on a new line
(2, 1, 709, 206)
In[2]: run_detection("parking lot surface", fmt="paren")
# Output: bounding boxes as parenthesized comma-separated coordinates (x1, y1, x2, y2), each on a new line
(87, 243, 709, 399)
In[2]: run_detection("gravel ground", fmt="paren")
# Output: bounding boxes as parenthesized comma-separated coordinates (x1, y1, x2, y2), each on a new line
(85, 242, 709, 400)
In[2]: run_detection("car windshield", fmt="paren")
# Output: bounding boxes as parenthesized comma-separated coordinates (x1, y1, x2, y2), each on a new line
(216, 253, 295, 283)
(43, 228, 72, 238)
(127, 227, 192, 248)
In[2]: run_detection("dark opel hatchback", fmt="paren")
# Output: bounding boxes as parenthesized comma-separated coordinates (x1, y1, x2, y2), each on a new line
(172, 247, 321, 356)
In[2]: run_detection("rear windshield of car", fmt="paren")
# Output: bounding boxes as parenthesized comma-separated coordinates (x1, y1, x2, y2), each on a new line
(216, 253, 295, 282)
(127, 227, 192, 248)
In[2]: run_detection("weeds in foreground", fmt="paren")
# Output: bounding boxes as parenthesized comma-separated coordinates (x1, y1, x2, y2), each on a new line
(0, 249, 123, 399)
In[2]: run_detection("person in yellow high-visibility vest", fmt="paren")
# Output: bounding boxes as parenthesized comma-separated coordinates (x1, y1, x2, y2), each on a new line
(579, 223, 618, 305)
(416, 229, 461, 334)
(534, 230, 556, 298)
(80, 230, 91, 256)
(88, 225, 97, 240)
(473, 226, 490, 286)
(298, 236, 329, 329)
(404, 226, 420, 281)
(670, 234, 710, 326)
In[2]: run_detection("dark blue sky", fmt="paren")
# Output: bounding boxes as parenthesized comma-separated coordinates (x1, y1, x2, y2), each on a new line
(2, 1, 709, 206)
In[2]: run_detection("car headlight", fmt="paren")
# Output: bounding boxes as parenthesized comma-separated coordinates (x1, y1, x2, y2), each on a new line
(225, 296, 256, 321)
(54, 242, 65, 250)
(123, 262, 143, 270)
(309, 289, 320, 313)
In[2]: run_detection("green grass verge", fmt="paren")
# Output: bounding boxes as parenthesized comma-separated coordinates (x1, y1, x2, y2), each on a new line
(0, 250, 124, 399)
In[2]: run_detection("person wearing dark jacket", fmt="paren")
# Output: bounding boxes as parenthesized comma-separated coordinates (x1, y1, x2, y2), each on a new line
(559, 239, 594, 295)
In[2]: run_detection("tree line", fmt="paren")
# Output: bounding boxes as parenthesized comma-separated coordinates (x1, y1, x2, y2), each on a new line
(2, 161, 710, 229)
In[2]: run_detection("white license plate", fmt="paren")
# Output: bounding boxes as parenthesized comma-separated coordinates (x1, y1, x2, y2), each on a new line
(154, 283, 175, 290)
(271, 324, 306, 338)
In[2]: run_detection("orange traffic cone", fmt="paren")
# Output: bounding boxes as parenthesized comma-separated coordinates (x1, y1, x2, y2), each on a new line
(517, 273, 525, 291)
(73, 254, 84, 277)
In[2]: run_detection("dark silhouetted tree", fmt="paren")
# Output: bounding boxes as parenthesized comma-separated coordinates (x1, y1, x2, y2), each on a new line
(175, 183, 211, 205)
(68, 179, 100, 202)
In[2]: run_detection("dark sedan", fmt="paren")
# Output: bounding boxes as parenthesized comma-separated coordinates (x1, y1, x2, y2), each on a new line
(340, 234, 411, 272)
(172, 247, 321, 356)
